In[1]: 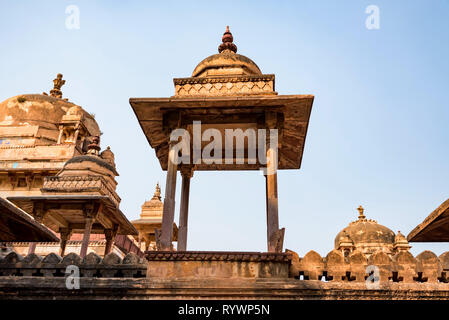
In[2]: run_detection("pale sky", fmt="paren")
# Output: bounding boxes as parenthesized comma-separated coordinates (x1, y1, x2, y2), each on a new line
(0, 0, 448, 256)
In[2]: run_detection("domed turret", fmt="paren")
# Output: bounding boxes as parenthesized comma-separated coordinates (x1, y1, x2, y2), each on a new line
(334, 206, 399, 257)
(100, 146, 116, 168)
(174, 27, 275, 97)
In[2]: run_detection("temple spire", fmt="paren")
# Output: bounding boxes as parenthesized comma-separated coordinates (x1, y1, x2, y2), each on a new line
(152, 183, 161, 200)
(50, 73, 66, 98)
(218, 26, 237, 53)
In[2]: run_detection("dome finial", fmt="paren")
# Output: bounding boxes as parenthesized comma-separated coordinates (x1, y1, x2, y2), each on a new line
(357, 205, 366, 220)
(218, 26, 237, 53)
(50, 73, 66, 99)
(152, 182, 161, 200)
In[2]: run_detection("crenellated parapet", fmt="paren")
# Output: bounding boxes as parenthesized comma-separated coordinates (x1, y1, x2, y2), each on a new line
(288, 248, 449, 284)
(0, 251, 147, 278)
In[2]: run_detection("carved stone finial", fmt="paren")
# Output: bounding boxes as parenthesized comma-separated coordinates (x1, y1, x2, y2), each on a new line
(357, 205, 366, 220)
(50, 73, 66, 98)
(218, 26, 237, 53)
(152, 183, 161, 201)
(86, 136, 101, 156)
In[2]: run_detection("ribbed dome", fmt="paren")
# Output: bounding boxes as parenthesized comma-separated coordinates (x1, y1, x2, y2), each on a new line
(334, 206, 395, 255)
(0, 94, 100, 135)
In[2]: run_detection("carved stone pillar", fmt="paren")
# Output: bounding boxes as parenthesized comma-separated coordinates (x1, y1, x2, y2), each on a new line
(79, 203, 99, 258)
(160, 142, 179, 251)
(104, 225, 118, 256)
(27, 242, 37, 255)
(265, 111, 283, 253)
(177, 167, 193, 251)
(59, 227, 72, 257)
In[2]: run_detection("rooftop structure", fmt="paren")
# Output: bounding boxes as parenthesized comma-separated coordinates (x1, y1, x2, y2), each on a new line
(130, 27, 314, 253)
(0, 74, 139, 258)
(131, 183, 178, 251)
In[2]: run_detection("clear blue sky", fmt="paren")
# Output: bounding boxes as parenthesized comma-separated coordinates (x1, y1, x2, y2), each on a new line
(1, 0, 448, 256)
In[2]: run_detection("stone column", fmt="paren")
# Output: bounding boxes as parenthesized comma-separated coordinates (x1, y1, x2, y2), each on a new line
(265, 111, 283, 253)
(59, 227, 72, 257)
(79, 203, 98, 258)
(104, 225, 118, 256)
(57, 125, 64, 144)
(138, 234, 142, 251)
(177, 167, 193, 251)
(160, 142, 179, 251)
(27, 243, 37, 255)
(27, 202, 46, 255)
(80, 218, 93, 258)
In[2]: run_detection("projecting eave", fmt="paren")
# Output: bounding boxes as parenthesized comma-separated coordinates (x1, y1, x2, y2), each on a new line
(0, 197, 59, 242)
(129, 94, 314, 171)
(408, 198, 449, 242)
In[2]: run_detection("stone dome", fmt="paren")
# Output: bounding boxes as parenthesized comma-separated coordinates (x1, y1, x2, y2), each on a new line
(100, 146, 116, 168)
(191, 26, 262, 78)
(0, 73, 100, 137)
(192, 51, 262, 78)
(334, 206, 395, 256)
(0, 94, 71, 128)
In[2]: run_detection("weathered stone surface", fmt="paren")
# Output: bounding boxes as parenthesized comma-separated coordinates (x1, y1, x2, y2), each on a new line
(42, 252, 62, 264)
(23, 253, 42, 265)
(123, 252, 144, 265)
(416, 250, 442, 283)
(325, 250, 346, 282)
(1, 277, 449, 300)
(103, 252, 122, 265)
(83, 252, 102, 265)
(3, 251, 23, 264)
(393, 251, 417, 283)
(61, 252, 82, 266)
(300, 250, 324, 280)
(146, 252, 291, 279)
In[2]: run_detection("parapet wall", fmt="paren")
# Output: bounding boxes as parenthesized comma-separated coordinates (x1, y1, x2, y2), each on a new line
(0, 251, 147, 278)
(2, 249, 449, 299)
(288, 249, 449, 284)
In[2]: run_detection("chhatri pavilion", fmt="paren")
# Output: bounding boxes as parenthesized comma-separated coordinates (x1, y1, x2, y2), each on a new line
(130, 26, 314, 255)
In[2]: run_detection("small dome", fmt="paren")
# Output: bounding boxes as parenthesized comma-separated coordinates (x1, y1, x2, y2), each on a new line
(100, 146, 115, 168)
(66, 105, 84, 116)
(191, 26, 262, 78)
(334, 206, 395, 256)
